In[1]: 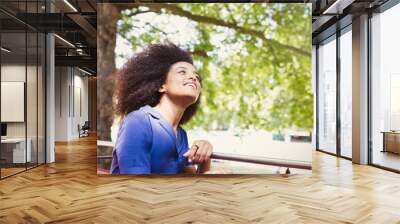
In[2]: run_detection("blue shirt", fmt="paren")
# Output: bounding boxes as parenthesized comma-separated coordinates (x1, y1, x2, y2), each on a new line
(110, 105, 190, 174)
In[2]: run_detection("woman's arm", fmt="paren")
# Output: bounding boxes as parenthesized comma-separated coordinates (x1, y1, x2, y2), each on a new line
(115, 112, 152, 174)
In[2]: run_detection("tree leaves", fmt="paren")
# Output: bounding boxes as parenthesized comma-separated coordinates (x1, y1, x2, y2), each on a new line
(118, 3, 312, 132)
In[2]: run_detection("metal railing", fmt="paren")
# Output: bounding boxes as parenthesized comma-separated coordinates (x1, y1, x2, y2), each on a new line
(97, 141, 312, 174)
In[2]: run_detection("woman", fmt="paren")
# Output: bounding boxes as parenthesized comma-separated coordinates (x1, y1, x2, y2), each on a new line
(110, 43, 213, 174)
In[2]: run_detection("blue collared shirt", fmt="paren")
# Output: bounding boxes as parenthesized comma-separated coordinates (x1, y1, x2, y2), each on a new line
(110, 105, 190, 174)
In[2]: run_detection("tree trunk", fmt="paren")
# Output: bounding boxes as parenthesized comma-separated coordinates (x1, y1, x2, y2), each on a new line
(97, 4, 118, 141)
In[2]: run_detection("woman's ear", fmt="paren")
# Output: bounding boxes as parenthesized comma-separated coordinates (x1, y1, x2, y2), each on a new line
(158, 84, 167, 93)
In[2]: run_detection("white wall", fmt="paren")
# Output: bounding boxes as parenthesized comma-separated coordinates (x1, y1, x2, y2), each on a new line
(54, 67, 89, 141)
(1, 65, 26, 141)
(55, 66, 69, 141)
(1, 65, 25, 129)
(1, 65, 38, 138)
(1, 63, 46, 164)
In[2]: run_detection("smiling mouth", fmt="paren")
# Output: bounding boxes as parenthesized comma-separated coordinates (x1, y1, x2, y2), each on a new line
(184, 83, 197, 89)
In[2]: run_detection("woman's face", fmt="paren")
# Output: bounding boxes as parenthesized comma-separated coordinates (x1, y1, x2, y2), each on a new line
(159, 61, 202, 106)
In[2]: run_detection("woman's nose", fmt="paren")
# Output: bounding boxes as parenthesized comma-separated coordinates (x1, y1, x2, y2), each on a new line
(188, 73, 197, 81)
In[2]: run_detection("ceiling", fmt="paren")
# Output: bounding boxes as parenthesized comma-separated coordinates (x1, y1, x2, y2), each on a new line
(0, 0, 97, 75)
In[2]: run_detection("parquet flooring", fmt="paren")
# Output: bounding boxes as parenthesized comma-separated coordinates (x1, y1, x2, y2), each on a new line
(1, 135, 400, 223)
(1, 167, 26, 177)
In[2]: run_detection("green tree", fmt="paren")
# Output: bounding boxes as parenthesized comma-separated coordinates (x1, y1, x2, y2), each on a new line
(116, 3, 312, 132)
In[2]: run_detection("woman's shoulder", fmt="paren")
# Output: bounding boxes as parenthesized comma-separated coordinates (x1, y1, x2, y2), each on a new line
(117, 108, 153, 142)
(126, 108, 148, 119)
(122, 108, 151, 128)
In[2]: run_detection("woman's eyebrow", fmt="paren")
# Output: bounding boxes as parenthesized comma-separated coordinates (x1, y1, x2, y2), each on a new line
(176, 66, 199, 76)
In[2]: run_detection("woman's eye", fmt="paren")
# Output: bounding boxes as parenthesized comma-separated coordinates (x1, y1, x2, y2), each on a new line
(179, 71, 186, 74)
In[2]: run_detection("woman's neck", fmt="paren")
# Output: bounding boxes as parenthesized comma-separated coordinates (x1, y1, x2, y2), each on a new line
(153, 97, 186, 131)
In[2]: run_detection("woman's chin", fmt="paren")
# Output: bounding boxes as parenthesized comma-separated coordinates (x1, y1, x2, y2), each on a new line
(177, 94, 198, 105)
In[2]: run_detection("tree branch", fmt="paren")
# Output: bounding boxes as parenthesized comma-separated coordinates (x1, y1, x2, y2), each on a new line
(143, 4, 310, 57)
(123, 9, 151, 17)
(114, 3, 310, 57)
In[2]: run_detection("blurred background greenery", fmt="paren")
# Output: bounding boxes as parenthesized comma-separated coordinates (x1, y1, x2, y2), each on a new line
(115, 3, 312, 133)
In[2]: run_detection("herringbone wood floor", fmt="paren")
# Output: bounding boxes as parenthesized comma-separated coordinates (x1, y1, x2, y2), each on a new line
(1, 135, 400, 224)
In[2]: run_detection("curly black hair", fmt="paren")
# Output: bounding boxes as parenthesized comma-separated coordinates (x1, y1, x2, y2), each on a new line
(115, 43, 200, 125)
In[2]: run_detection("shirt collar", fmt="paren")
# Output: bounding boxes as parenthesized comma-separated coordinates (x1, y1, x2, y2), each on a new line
(141, 105, 176, 142)
(140, 105, 161, 119)
(140, 105, 186, 153)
